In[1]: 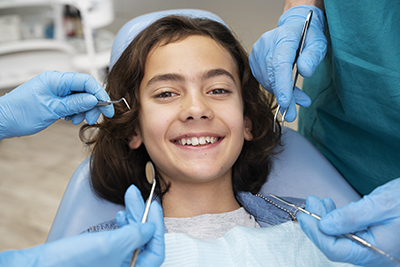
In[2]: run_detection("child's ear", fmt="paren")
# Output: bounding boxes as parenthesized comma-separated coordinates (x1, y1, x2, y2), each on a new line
(244, 116, 253, 141)
(129, 129, 143, 149)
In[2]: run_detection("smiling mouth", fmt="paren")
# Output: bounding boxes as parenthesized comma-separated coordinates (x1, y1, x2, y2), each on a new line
(174, 136, 221, 146)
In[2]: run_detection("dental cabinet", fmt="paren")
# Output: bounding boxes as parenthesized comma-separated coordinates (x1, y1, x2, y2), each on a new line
(0, 0, 114, 90)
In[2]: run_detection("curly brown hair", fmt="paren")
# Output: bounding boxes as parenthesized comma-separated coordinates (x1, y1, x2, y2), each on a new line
(80, 15, 281, 205)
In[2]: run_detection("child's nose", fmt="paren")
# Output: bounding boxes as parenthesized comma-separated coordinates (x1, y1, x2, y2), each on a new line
(179, 94, 214, 121)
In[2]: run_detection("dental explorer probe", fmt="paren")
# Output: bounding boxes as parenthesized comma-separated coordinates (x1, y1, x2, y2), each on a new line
(273, 9, 313, 133)
(269, 194, 400, 264)
(130, 162, 157, 267)
(96, 97, 131, 110)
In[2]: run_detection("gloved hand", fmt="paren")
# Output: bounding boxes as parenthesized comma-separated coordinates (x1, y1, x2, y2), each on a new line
(298, 178, 400, 267)
(0, 71, 114, 140)
(116, 185, 165, 266)
(0, 185, 165, 267)
(249, 5, 327, 121)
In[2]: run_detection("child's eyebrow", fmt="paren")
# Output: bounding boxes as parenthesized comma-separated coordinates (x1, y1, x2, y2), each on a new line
(146, 68, 237, 87)
(203, 68, 236, 85)
(147, 73, 184, 87)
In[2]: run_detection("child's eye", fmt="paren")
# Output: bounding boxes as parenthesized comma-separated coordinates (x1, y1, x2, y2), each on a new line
(208, 88, 230, 95)
(155, 92, 177, 98)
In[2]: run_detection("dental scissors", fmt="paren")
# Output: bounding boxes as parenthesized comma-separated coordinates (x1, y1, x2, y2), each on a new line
(96, 97, 131, 110)
(273, 10, 313, 133)
(269, 194, 400, 264)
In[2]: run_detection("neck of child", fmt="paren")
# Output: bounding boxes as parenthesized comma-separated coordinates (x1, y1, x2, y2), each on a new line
(161, 175, 241, 218)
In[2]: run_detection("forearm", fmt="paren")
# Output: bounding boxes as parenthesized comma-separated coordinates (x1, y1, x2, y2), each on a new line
(0, 94, 12, 141)
(284, 0, 324, 12)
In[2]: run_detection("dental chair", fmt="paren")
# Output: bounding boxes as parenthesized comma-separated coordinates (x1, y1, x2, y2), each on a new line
(46, 9, 361, 243)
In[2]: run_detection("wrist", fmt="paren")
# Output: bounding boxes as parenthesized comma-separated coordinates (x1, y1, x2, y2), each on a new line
(0, 94, 11, 140)
(0, 246, 40, 267)
(278, 5, 326, 31)
(284, 0, 324, 13)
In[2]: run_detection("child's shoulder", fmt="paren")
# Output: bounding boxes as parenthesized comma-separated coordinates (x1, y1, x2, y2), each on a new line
(236, 191, 306, 227)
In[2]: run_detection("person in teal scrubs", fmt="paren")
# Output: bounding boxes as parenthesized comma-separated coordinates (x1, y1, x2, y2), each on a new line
(249, 0, 400, 266)
(299, 1, 400, 196)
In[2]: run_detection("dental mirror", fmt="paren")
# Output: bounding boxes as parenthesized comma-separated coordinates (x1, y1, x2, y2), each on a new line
(130, 161, 156, 267)
(146, 161, 155, 184)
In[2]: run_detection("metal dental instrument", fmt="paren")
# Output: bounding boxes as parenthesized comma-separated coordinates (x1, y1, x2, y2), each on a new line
(96, 97, 131, 110)
(273, 10, 313, 133)
(130, 161, 157, 267)
(269, 194, 400, 264)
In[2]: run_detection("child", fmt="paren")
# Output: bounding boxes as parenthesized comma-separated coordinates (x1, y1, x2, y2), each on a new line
(80, 11, 305, 239)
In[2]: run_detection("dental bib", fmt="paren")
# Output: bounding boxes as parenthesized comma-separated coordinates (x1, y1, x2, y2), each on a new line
(162, 221, 354, 267)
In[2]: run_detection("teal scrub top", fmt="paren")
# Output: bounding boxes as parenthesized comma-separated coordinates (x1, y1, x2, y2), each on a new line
(298, 0, 400, 195)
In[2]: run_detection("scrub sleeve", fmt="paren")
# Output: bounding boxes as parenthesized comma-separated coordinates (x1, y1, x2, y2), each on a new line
(298, 0, 400, 195)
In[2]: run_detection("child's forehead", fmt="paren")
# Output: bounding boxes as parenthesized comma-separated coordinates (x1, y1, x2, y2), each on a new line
(142, 35, 240, 84)
(149, 35, 229, 58)
(147, 35, 237, 69)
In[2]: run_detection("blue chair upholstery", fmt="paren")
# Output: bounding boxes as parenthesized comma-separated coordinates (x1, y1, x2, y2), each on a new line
(109, 9, 229, 71)
(46, 156, 124, 242)
(46, 9, 361, 242)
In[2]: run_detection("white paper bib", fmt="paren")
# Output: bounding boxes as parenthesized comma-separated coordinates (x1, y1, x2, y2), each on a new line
(162, 221, 354, 267)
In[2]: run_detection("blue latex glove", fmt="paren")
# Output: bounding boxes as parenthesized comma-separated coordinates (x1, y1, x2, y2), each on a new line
(249, 5, 327, 121)
(0, 185, 165, 267)
(0, 71, 114, 140)
(298, 178, 400, 267)
(116, 185, 165, 266)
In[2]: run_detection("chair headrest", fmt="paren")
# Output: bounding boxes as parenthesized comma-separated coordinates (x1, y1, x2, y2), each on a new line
(109, 9, 229, 71)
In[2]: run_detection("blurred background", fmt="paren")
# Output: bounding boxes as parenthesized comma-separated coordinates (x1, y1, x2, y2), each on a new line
(0, 0, 298, 250)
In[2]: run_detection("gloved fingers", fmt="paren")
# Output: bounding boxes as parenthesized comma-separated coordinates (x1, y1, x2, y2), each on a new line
(306, 196, 400, 266)
(81, 80, 115, 119)
(118, 223, 156, 252)
(298, 196, 357, 263)
(305, 195, 330, 216)
(56, 93, 98, 118)
(321, 197, 337, 213)
(136, 201, 165, 267)
(281, 98, 297, 122)
(272, 41, 298, 109)
(297, 42, 327, 78)
(116, 211, 129, 228)
(53, 72, 100, 98)
(277, 87, 310, 122)
(249, 31, 275, 93)
(117, 201, 165, 267)
(296, 26, 327, 78)
(69, 113, 86, 125)
(66, 72, 114, 118)
(293, 86, 311, 107)
(320, 181, 400, 236)
(84, 107, 102, 125)
(46, 71, 114, 118)
(298, 198, 333, 252)
(38, 223, 155, 267)
(299, 212, 373, 264)
(124, 185, 146, 224)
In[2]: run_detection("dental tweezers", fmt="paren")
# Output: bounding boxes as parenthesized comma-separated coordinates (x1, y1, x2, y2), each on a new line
(96, 97, 131, 110)
(273, 10, 313, 133)
(269, 194, 400, 264)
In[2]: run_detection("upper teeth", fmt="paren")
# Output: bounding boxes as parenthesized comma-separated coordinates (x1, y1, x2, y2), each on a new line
(177, 136, 218, 146)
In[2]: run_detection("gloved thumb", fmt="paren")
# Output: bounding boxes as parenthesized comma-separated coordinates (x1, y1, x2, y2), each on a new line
(319, 196, 383, 235)
(56, 93, 98, 118)
(320, 178, 400, 236)
(296, 27, 327, 78)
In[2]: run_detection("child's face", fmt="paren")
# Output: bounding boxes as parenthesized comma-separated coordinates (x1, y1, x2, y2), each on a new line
(129, 35, 252, 186)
